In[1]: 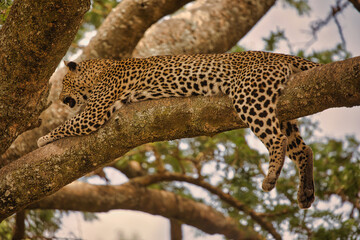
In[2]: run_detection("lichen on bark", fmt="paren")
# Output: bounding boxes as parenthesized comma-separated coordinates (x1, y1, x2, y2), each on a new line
(0, 56, 359, 221)
(0, 0, 90, 156)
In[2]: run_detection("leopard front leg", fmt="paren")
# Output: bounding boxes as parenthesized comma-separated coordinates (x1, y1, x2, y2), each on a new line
(37, 110, 103, 147)
(281, 120, 314, 208)
(38, 91, 121, 147)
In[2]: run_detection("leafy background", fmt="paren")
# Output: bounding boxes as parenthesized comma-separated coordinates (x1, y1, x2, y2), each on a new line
(0, 0, 359, 239)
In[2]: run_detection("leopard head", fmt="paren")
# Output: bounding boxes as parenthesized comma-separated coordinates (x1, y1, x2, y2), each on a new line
(60, 60, 98, 109)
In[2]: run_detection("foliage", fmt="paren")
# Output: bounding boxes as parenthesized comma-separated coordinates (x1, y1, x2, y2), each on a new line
(282, 0, 311, 16)
(71, 0, 119, 53)
(114, 119, 360, 239)
(0, 217, 13, 240)
(0, 0, 13, 25)
(2, 0, 359, 239)
(262, 29, 288, 52)
(297, 44, 352, 63)
(262, 28, 352, 63)
(117, 230, 142, 240)
(0, 210, 61, 239)
(229, 44, 246, 53)
(0, 209, 100, 238)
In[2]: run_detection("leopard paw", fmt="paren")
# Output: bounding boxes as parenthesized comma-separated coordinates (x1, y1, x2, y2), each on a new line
(37, 135, 53, 148)
(297, 181, 315, 209)
(262, 173, 277, 192)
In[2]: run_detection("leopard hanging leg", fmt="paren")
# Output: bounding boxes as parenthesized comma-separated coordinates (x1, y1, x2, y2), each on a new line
(256, 116, 288, 192)
(232, 98, 287, 193)
(230, 65, 291, 193)
(281, 120, 314, 208)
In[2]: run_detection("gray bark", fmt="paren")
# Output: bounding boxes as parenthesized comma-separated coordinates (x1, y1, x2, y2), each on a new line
(0, 56, 359, 220)
(0, 0, 90, 156)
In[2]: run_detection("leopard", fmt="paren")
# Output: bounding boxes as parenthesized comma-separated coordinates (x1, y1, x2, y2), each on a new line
(38, 51, 321, 209)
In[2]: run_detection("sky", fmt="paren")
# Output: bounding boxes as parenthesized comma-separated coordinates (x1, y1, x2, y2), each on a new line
(56, 1, 360, 239)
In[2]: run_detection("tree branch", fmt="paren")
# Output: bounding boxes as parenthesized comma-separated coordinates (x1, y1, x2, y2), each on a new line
(81, 0, 192, 60)
(278, 56, 360, 119)
(130, 172, 281, 240)
(0, 56, 359, 220)
(133, 0, 276, 57)
(305, 0, 350, 48)
(12, 210, 25, 240)
(1, 0, 277, 165)
(1, 0, 191, 166)
(0, 0, 90, 156)
(29, 182, 261, 240)
(349, 0, 360, 12)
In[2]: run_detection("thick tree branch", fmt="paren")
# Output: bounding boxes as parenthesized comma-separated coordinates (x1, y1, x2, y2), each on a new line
(0, 0, 90, 156)
(1, 0, 191, 166)
(278, 56, 360, 119)
(82, 0, 192, 60)
(131, 172, 281, 240)
(133, 0, 276, 57)
(0, 57, 359, 220)
(29, 182, 261, 240)
(1, 0, 277, 165)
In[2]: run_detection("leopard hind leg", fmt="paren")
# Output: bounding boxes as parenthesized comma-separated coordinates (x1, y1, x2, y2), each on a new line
(230, 64, 293, 193)
(258, 117, 288, 192)
(281, 120, 315, 208)
(233, 98, 287, 192)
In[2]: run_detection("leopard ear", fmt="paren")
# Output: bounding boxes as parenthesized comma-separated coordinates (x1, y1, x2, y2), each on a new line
(64, 61, 78, 72)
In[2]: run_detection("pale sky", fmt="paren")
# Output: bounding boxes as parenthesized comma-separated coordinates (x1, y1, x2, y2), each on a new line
(56, 1, 360, 239)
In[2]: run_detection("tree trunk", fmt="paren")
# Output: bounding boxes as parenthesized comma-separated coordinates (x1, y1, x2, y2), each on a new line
(12, 210, 25, 240)
(1, 0, 277, 165)
(170, 219, 182, 240)
(0, 0, 90, 156)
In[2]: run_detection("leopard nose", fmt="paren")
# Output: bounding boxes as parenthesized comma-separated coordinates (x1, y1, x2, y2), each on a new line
(63, 97, 76, 108)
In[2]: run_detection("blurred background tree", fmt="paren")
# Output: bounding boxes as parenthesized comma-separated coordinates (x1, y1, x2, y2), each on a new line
(0, 0, 359, 239)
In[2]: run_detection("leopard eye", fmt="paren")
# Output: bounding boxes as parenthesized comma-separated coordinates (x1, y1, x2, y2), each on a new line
(66, 61, 78, 72)
(63, 97, 76, 108)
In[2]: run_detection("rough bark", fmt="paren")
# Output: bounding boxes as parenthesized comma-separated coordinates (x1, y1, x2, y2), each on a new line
(81, 0, 192, 60)
(0, 0, 90, 156)
(1, 101, 76, 167)
(0, 0, 190, 166)
(1, 0, 277, 165)
(0, 57, 359, 221)
(277, 56, 360, 118)
(29, 182, 260, 240)
(133, 0, 276, 57)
